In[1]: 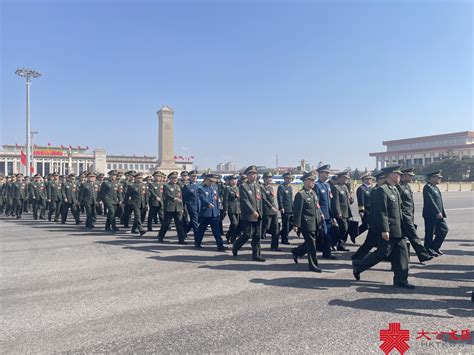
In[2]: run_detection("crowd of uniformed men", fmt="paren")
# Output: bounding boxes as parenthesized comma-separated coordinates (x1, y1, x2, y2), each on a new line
(0, 163, 449, 289)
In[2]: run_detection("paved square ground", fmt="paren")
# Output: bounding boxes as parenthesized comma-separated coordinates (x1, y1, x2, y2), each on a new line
(1, 191, 473, 353)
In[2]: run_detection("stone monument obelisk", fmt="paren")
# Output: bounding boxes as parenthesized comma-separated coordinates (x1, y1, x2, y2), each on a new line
(156, 105, 179, 172)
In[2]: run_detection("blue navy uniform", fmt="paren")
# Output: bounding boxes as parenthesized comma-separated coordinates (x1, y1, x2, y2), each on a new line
(182, 181, 200, 237)
(314, 178, 334, 257)
(195, 183, 224, 249)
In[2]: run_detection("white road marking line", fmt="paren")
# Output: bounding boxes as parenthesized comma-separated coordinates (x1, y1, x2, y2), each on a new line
(445, 207, 474, 211)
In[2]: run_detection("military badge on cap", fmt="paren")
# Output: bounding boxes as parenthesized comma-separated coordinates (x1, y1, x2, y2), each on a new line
(401, 167, 415, 176)
(317, 164, 331, 173)
(244, 165, 258, 174)
(381, 164, 403, 175)
(426, 170, 443, 178)
(301, 171, 316, 181)
(168, 171, 179, 179)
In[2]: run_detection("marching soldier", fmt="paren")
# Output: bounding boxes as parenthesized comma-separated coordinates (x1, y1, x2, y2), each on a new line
(261, 172, 280, 251)
(194, 174, 226, 251)
(98, 170, 121, 232)
(232, 165, 265, 262)
(29, 174, 47, 220)
(291, 172, 325, 272)
(12, 173, 27, 219)
(277, 172, 294, 245)
(157, 171, 186, 244)
(182, 170, 200, 237)
(5, 176, 15, 216)
(0, 175, 5, 215)
(223, 174, 241, 244)
(78, 172, 98, 228)
(61, 173, 81, 224)
(352, 170, 385, 261)
(397, 168, 433, 263)
(124, 172, 148, 236)
(423, 170, 449, 256)
(147, 171, 163, 231)
(353, 165, 414, 289)
(314, 165, 336, 259)
(122, 171, 135, 228)
(330, 170, 353, 251)
(354, 172, 373, 242)
(47, 172, 63, 222)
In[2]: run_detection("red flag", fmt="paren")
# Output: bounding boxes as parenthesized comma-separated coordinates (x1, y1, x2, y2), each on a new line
(20, 150, 27, 166)
(47, 142, 51, 146)
(30, 164, 34, 173)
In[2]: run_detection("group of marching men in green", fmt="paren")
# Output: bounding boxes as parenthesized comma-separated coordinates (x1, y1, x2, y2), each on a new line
(0, 163, 449, 288)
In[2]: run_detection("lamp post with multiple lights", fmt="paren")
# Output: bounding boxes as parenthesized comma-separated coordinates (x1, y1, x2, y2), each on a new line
(15, 67, 41, 175)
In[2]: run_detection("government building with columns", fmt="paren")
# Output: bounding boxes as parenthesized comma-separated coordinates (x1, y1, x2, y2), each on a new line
(369, 131, 474, 170)
(0, 144, 194, 176)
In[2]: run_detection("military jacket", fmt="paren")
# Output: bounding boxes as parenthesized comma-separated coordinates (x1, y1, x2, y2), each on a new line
(330, 183, 352, 219)
(124, 182, 148, 209)
(79, 181, 98, 205)
(0, 182, 5, 204)
(371, 183, 403, 238)
(223, 185, 241, 214)
(397, 182, 415, 221)
(98, 180, 120, 205)
(261, 183, 277, 216)
(148, 181, 163, 207)
(293, 187, 322, 232)
(356, 184, 371, 213)
(162, 183, 183, 213)
(30, 181, 47, 200)
(239, 182, 263, 222)
(277, 183, 293, 213)
(12, 181, 28, 200)
(422, 183, 446, 219)
(61, 181, 79, 204)
(198, 184, 220, 218)
(182, 182, 200, 211)
(314, 180, 333, 220)
(47, 180, 63, 202)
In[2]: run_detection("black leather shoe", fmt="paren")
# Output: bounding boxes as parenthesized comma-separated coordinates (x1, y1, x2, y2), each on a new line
(195, 244, 203, 249)
(331, 246, 336, 251)
(252, 257, 266, 262)
(394, 282, 416, 289)
(322, 255, 337, 260)
(271, 248, 282, 252)
(139, 230, 146, 236)
(350, 234, 357, 244)
(419, 255, 434, 263)
(337, 246, 349, 252)
(310, 266, 322, 273)
(433, 249, 443, 255)
(428, 249, 439, 257)
(178, 240, 187, 245)
(157, 237, 164, 243)
(113, 227, 120, 232)
(291, 249, 298, 264)
(232, 246, 238, 257)
(217, 246, 227, 252)
(352, 262, 361, 281)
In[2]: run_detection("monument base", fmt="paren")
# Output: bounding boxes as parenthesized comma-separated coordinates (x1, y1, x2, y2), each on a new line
(156, 160, 180, 174)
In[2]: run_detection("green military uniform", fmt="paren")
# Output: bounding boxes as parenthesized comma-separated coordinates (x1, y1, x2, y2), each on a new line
(122, 172, 135, 228)
(353, 165, 411, 288)
(12, 175, 27, 218)
(397, 168, 432, 262)
(79, 174, 98, 228)
(232, 166, 265, 261)
(29, 177, 47, 219)
(147, 172, 163, 231)
(124, 172, 148, 235)
(0, 176, 5, 214)
(61, 175, 80, 224)
(157, 172, 186, 243)
(292, 172, 323, 272)
(47, 174, 63, 222)
(98, 170, 121, 231)
(260, 172, 280, 250)
(223, 176, 241, 243)
(330, 171, 353, 250)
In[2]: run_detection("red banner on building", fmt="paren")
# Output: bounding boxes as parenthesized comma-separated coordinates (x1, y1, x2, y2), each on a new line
(33, 150, 64, 156)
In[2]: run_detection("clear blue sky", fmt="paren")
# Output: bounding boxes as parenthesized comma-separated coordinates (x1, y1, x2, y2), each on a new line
(1, 0, 472, 171)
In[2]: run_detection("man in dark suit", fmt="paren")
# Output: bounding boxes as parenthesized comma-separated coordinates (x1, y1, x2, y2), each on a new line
(232, 165, 265, 262)
(423, 170, 449, 256)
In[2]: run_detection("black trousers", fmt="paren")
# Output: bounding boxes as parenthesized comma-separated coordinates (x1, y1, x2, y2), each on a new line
(13, 198, 23, 217)
(335, 217, 349, 246)
(122, 204, 133, 227)
(293, 228, 319, 270)
(105, 203, 117, 230)
(280, 212, 293, 243)
(352, 229, 378, 260)
(158, 211, 186, 242)
(226, 213, 240, 243)
(263, 214, 279, 249)
(233, 220, 262, 259)
(424, 217, 449, 251)
(402, 221, 432, 262)
(147, 206, 160, 230)
(131, 205, 145, 232)
(48, 200, 62, 221)
(84, 203, 96, 227)
(185, 206, 199, 237)
(354, 236, 409, 285)
(358, 212, 370, 235)
(61, 203, 80, 223)
(33, 199, 46, 219)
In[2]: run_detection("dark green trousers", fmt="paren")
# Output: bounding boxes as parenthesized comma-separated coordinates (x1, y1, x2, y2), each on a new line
(354, 236, 409, 284)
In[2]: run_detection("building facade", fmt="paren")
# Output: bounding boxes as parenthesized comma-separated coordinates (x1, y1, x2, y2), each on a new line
(0, 144, 194, 176)
(369, 131, 474, 169)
